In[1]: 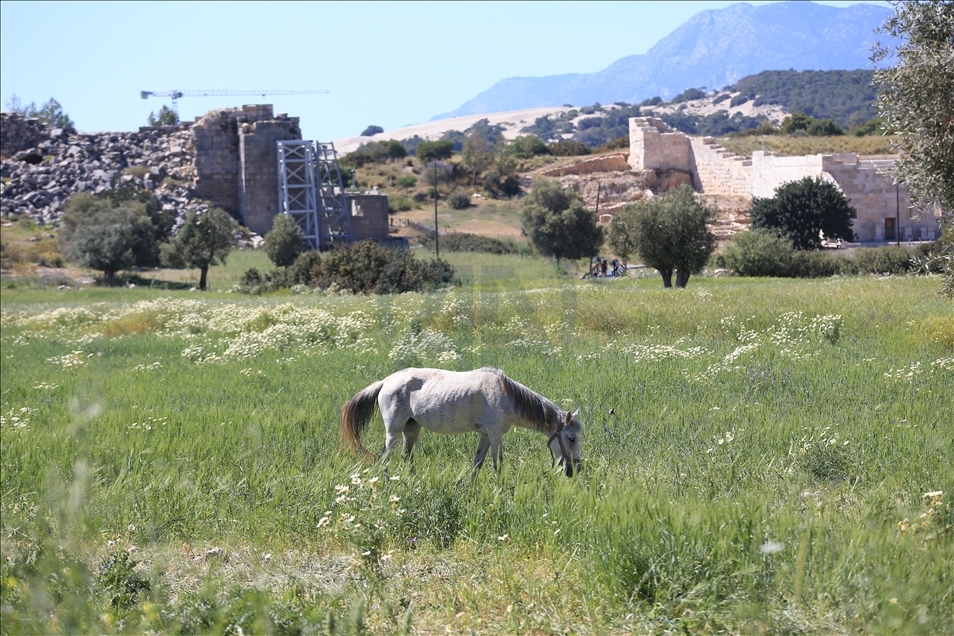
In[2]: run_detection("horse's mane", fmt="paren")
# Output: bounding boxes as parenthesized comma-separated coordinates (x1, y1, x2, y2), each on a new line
(490, 368, 563, 433)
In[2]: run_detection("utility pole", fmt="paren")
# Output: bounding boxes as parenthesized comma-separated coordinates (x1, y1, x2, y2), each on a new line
(433, 161, 440, 258)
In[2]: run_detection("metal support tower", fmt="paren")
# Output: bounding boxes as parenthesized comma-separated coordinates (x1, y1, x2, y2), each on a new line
(277, 141, 353, 250)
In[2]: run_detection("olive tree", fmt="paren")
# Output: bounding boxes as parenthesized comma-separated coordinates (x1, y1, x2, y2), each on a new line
(521, 178, 604, 264)
(873, 1, 953, 296)
(58, 191, 165, 282)
(60, 206, 154, 284)
(161, 208, 238, 290)
(609, 185, 716, 288)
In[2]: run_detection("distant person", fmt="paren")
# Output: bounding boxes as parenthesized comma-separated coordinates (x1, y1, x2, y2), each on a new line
(600, 258, 608, 277)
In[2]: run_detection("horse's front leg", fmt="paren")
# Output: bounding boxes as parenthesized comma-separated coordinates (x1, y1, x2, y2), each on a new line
(471, 434, 491, 478)
(491, 440, 503, 473)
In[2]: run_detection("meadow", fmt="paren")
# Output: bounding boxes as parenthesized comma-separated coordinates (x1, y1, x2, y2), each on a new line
(1, 257, 952, 635)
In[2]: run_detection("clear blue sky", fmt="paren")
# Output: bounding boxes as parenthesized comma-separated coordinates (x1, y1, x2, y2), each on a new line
(1, 1, 885, 142)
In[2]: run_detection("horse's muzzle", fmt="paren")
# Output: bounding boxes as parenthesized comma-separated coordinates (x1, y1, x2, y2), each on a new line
(564, 459, 583, 477)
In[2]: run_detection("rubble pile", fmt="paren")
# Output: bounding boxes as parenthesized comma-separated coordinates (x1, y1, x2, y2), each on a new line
(0, 112, 205, 228)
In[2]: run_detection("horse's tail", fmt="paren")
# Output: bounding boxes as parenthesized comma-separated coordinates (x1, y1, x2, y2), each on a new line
(340, 380, 384, 461)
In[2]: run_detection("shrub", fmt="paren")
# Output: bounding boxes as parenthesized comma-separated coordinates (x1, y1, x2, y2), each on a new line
(244, 240, 454, 295)
(729, 94, 750, 107)
(672, 87, 706, 103)
(288, 250, 323, 285)
(499, 175, 521, 197)
(418, 232, 523, 255)
(785, 249, 842, 278)
(264, 214, 305, 268)
(720, 230, 793, 277)
(396, 175, 417, 190)
(448, 191, 471, 210)
(597, 136, 630, 152)
(547, 140, 592, 156)
(848, 246, 915, 275)
(388, 195, 413, 213)
(509, 135, 549, 158)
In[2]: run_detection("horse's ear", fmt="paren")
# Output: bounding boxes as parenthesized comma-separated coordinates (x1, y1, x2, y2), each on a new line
(564, 410, 573, 426)
(570, 409, 579, 420)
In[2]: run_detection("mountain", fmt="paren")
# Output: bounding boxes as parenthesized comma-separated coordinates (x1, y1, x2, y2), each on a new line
(433, 2, 894, 120)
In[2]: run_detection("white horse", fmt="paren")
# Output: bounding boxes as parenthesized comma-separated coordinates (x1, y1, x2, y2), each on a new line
(340, 367, 583, 476)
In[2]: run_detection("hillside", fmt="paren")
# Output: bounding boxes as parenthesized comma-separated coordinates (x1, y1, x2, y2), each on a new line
(434, 2, 894, 119)
(335, 69, 882, 153)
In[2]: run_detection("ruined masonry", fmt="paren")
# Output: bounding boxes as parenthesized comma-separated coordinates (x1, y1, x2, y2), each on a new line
(629, 117, 941, 242)
(0, 105, 390, 243)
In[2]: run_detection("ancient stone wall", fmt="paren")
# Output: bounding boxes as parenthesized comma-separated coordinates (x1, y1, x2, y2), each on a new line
(542, 153, 630, 177)
(628, 117, 691, 172)
(690, 137, 752, 197)
(629, 116, 940, 243)
(238, 114, 301, 236)
(346, 194, 389, 242)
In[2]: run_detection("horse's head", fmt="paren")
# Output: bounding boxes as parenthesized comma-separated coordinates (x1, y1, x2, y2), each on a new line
(548, 409, 583, 477)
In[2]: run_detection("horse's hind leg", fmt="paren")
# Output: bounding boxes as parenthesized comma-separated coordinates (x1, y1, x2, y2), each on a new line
(402, 419, 422, 458)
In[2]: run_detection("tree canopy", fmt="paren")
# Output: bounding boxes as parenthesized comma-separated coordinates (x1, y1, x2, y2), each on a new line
(521, 179, 604, 263)
(415, 140, 454, 163)
(147, 105, 179, 126)
(161, 208, 237, 290)
(59, 205, 154, 284)
(608, 185, 717, 288)
(264, 214, 305, 268)
(5, 95, 75, 131)
(751, 176, 855, 250)
(873, 1, 954, 221)
(58, 190, 168, 279)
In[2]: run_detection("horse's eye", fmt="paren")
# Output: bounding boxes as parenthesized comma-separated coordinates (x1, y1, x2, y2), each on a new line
(568, 435, 576, 443)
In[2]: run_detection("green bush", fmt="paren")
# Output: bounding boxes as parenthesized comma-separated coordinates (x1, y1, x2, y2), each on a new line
(288, 250, 323, 285)
(547, 140, 592, 156)
(720, 230, 793, 277)
(509, 135, 549, 158)
(396, 175, 417, 190)
(388, 194, 413, 213)
(418, 232, 525, 255)
(785, 250, 842, 278)
(264, 214, 305, 268)
(448, 191, 471, 210)
(847, 246, 915, 275)
(239, 240, 455, 295)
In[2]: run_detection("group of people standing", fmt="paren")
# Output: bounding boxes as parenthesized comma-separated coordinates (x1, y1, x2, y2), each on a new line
(589, 257, 624, 278)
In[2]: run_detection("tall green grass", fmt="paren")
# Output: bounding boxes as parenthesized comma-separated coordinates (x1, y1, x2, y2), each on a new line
(1, 274, 951, 634)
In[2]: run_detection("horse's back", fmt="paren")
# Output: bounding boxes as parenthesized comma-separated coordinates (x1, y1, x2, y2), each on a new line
(381, 367, 511, 435)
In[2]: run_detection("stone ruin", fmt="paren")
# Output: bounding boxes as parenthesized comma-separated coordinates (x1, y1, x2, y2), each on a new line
(628, 117, 942, 243)
(0, 105, 391, 244)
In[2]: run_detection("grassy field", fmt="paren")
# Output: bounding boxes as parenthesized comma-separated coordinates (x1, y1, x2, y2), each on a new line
(1, 259, 952, 635)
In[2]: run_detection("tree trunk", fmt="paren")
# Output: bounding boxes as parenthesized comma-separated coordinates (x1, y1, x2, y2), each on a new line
(660, 269, 673, 288)
(199, 265, 209, 291)
(676, 269, 691, 288)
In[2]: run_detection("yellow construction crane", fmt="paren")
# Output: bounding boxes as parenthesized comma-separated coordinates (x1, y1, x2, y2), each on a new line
(140, 89, 328, 117)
